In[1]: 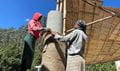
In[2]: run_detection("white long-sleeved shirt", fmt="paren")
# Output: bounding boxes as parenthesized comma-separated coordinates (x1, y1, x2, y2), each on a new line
(54, 29, 88, 54)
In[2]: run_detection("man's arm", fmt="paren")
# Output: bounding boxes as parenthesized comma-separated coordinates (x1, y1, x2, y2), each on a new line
(81, 31, 88, 41)
(54, 31, 76, 42)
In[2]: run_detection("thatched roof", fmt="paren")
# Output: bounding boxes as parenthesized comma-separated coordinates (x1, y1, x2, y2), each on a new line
(63, 0, 120, 64)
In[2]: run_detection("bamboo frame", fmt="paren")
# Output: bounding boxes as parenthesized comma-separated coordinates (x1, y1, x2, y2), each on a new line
(61, 0, 120, 65)
(82, 0, 116, 15)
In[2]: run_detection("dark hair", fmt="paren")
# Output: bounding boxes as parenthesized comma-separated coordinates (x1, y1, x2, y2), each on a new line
(75, 20, 86, 33)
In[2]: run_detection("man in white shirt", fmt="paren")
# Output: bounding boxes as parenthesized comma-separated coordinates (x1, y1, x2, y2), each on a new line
(53, 20, 88, 71)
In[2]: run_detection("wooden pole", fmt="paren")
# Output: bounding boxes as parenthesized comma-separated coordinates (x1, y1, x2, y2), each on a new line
(63, 0, 66, 35)
(56, 0, 59, 11)
(60, 0, 63, 12)
(66, 15, 114, 33)
(86, 15, 113, 26)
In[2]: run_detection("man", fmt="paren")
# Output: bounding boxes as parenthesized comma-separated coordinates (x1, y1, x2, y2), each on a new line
(21, 12, 49, 71)
(53, 20, 88, 71)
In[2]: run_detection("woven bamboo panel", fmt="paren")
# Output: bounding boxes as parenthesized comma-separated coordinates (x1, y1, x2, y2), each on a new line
(65, 0, 120, 64)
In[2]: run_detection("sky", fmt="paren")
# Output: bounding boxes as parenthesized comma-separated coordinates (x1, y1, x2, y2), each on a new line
(103, 0, 120, 8)
(0, 0, 56, 29)
(0, 0, 120, 29)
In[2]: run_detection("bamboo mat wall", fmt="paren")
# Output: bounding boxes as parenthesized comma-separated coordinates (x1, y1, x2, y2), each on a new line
(64, 0, 120, 64)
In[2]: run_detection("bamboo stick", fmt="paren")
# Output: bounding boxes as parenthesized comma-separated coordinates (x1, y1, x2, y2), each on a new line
(63, 0, 66, 35)
(86, 15, 113, 26)
(66, 15, 114, 33)
(56, 0, 59, 11)
(60, 0, 63, 12)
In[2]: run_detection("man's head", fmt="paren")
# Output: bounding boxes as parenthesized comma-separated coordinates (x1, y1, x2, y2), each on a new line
(74, 20, 86, 32)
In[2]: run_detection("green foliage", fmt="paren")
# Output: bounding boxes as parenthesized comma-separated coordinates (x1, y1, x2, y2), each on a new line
(0, 44, 22, 71)
(0, 26, 26, 71)
(86, 62, 116, 71)
(31, 47, 42, 71)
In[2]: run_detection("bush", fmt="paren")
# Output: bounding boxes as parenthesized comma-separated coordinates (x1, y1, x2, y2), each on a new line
(0, 44, 22, 71)
(86, 62, 116, 71)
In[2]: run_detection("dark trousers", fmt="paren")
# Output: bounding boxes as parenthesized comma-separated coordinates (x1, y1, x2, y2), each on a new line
(21, 33, 36, 71)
